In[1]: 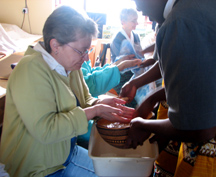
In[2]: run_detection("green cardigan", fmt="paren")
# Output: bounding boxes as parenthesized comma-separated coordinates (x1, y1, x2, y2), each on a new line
(0, 46, 97, 177)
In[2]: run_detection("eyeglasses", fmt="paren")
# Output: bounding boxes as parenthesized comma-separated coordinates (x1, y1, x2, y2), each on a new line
(66, 44, 93, 58)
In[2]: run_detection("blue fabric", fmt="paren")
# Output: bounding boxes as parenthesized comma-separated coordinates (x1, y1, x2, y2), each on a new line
(119, 40, 155, 106)
(110, 32, 142, 108)
(118, 39, 144, 73)
(46, 145, 97, 177)
(111, 32, 156, 106)
(110, 31, 140, 63)
(81, 60, 120, 97)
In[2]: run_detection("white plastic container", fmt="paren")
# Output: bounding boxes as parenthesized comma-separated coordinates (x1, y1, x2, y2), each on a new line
(88, 123, 159, 177)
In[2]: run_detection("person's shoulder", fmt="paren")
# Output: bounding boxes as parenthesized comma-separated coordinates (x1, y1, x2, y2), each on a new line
(167, 0, 212, 22)
(18, 48, 41, 66)
(132, 31, 139, 37)
(17, 47, 50, 76)
(112, 31, 125, 42)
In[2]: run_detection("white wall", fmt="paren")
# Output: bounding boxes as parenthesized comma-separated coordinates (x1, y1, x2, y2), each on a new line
(0, 0, 54, 34)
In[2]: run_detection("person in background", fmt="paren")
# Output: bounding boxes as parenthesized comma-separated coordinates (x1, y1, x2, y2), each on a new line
(111, 8, 155, 108)
(122, 0, 216, 176)
(0, 6, 136, 177)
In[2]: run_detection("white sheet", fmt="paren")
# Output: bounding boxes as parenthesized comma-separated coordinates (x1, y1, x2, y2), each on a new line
(0, 24, 19, 55)
(0, 23, 42, 56)
(0, 86, 6, 98)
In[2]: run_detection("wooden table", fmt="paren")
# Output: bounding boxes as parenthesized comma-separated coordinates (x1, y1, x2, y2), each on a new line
(0, 52, 24, 131)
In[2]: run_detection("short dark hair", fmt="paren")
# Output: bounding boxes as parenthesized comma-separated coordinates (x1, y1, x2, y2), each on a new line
(43, 6, 98, 53)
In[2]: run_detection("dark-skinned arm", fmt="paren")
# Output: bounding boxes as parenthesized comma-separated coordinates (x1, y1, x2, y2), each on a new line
(141, 43, 155, 56)
(120, 61, 162, 102)
(125, 118, 216, 149)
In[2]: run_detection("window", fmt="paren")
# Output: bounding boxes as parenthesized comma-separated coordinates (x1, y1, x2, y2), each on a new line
(55, 0, 84, 10)
(56, 0, 154, 39)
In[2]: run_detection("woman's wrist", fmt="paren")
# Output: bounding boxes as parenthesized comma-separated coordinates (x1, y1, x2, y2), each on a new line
(117, 63, 124, 71)
(84, 105, 98, 120)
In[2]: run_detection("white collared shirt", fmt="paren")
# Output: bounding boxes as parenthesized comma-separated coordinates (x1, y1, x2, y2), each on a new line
(34, 42, 70, 77)
(163, 0, 176, 19)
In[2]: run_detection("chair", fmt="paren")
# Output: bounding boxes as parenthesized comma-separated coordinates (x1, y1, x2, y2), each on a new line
(94, 43, 110, 67)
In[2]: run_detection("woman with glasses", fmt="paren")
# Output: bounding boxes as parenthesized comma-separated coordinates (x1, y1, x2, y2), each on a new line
(0, 6, 136, 177)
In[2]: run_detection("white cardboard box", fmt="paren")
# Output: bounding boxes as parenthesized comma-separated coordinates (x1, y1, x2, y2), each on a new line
(88, 123, 159, 177)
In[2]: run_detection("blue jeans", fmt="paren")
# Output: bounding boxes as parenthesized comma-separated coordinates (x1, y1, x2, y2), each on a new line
(46, 138, 98, 177)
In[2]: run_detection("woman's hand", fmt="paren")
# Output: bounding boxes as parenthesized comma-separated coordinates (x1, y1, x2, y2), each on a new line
(96, 97, 136, 119)
(113, 54, 135, 65)
(85, 97, 136, 123)
(97, 104, 135, 122)
(96, 96, 127, 106)
(117, 59, 142, 71)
